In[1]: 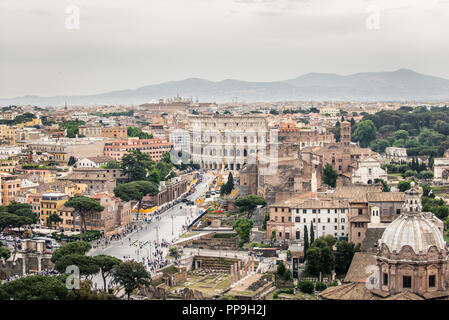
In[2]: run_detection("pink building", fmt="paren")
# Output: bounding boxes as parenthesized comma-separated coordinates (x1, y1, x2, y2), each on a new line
(103, 137, 173, 161)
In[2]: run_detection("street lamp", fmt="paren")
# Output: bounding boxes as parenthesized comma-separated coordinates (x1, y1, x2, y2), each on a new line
(171, 215, 174, 238)
(155, 225, 160, 245)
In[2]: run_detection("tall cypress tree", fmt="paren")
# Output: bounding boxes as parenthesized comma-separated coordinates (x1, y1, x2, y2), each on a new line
(304, 225, 309, 258)
(310, 221, 315, 244)
(226, 172, 234, 194)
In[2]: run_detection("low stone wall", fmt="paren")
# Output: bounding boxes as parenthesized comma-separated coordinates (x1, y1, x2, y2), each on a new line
(193, 256, 241, 272)
(177, 232, 239, 250)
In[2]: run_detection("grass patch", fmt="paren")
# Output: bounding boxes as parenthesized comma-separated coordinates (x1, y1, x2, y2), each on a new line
(161, 265, 178, 277)
(213, 233, 236, 238)
(179, 231, 200, 239)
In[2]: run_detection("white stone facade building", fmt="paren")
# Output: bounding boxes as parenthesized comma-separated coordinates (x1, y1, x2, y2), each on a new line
(352, 156, 388, 185)
(385, 147, 409, 163)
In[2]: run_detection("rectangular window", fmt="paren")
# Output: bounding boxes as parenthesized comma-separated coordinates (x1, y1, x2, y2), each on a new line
(296, 231, 300, 239)
(396, 209, 401, 215)
(358, 209, 363, 215)
(383, 273, 388, 286)
(403, 276, 412, 289)
(429, 275, 436, 288)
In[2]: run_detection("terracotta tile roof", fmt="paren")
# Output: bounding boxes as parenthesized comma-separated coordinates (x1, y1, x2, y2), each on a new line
(349, 215, 370, 222)
(319, 282, 379, 300)
(344, 252, 377, 283)
(85, 156, 114, 163)
(334, 185, 382, 202)
(366, 192, 405, 202)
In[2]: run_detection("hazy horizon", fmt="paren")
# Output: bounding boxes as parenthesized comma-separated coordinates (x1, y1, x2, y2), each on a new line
(1, 0, 449, 98)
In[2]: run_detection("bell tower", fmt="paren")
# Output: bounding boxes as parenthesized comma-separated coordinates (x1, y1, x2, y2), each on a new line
(402, 181, 422, 214)
(340, 121, 351, 146)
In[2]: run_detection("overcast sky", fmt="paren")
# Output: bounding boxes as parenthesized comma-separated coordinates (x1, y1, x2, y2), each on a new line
(1, 0, 449, 97)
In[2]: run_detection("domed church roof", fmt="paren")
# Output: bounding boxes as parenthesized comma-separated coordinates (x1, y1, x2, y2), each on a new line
(379, 182, 446, 255)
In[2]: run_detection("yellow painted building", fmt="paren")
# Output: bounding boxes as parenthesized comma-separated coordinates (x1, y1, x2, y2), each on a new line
(16, 118, 42, 128)
(40, 192, 68, 227)
(0, 125, 17, 145)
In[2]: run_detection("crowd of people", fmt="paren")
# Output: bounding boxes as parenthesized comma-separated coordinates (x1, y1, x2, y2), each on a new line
(5, 268, 59, 282)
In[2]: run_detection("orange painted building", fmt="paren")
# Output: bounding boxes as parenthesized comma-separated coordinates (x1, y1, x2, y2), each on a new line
(0, 172, 21, 206)
(103, 137, 173, 161)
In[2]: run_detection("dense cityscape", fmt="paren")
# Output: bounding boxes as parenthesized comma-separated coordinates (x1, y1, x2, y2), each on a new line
(1, 98, 449, 301)
(2, 1, 449, 313)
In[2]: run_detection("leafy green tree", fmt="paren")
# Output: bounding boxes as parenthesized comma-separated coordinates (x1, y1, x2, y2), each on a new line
(114, 181, 158, 220)
(374, 178, 390, 192)
(127, 127, 153, 139)
(303, 225, 309, 257)
(148, 169, 161, 184)
(60, 120, 85, 138)
(371, 139, 390, 153)
(65, 279, 118, 300)
(234, 195, 267, 218)
(270, 230, 276, 247)
(297, 280, 314, 294)
(101, 161, 121, 169)
(226, 172, 234, 194)
(54, 254, 100, 277)
(262, 213, 269, 230)
(398, 180, 411, 192)
(394, 130, 409, 141)
(112, 260, 151, 300)
(0, 245, 10, 260)
(0, 275, 68, 300)
(0, 203, 36, 260)
(418, 170, 433, 180)
(322, 163, 338, 188)
(47, 213, 63, 230)
(169, 246, 180, 258)
(233, 218, 253, 247)
(120, 150, 151, 182)
(353, 120, 377, 147)
(421, 183, 433, 198)
(315, 282, 327, 291)
(93, 255, 122, 291)
(277, 260, 286, 276)
(334, 241, 360, 275)
(304, 247, 321, 276)
(65, 196, 104, 241)
(310, 221, 315, 244)
(51, 241, 92, 264)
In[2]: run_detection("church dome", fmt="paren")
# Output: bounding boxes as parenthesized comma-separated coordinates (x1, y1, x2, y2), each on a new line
(380, 213, 446, 254)
(379, 182, 446, 255)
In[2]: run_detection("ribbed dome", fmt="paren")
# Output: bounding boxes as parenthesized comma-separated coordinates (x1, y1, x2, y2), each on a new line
(379, 212, 446, 255)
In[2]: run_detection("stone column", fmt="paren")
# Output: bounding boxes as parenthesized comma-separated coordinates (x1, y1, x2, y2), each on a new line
(37, 256, 42, 272)
(238, 261, 242, 279)
(251, 256, 255, 273)
(22, 256, 26, 276)
(230, 265, 235, 283)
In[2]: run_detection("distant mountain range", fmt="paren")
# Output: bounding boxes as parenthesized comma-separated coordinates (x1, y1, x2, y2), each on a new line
(2, 69, 449, 106)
